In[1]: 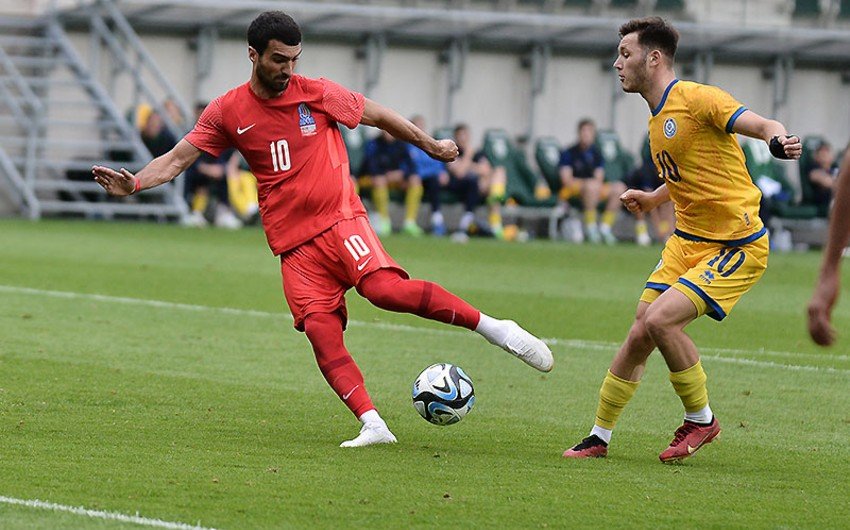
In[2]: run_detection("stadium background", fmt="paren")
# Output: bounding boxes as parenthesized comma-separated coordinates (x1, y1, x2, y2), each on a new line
(0, 0, 849, 221)
(2, 2, 850, 529)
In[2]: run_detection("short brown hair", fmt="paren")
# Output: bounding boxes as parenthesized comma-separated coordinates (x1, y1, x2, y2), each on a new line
(577, 118, 595, 132)
(619, 17, 679, 60)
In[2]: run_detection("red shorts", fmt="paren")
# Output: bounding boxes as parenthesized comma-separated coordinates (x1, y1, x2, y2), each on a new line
(280, 216, 407, 331)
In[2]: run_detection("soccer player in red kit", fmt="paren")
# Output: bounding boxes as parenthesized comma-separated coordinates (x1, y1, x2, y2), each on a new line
(93, 11, 553, 448)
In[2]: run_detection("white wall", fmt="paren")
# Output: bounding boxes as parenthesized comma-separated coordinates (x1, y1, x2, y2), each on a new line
(370, 46, 445, 133)
(55, 30, 850, 157)
(538, 56, 614, 146)
(452, 51, 530, 146)
(787, 68, 850, 149)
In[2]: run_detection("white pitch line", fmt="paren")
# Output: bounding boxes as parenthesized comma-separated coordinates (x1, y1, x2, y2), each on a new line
(1, 284, 848, 375)
(0, 496, 217, 530)
(548, 338, 850, 374)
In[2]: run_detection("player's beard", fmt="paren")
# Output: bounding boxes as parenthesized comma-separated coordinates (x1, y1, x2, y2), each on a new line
(621, 65, 649, 94)
(258, 64, 290, 94)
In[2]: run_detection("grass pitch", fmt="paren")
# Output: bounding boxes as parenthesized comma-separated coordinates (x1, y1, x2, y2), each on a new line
(1, 219, 848, 529)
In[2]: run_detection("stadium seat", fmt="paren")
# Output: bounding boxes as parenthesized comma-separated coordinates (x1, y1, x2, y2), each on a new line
(562, 0, 594, 7)
(483, 129, 555, 208)
(741, 138, 817, 220)
(534, 136, 562, 194)
(793, 0, 821, 17)
(841, 0, 850, 18)
(656, 0, 685, 10)
(516, 0, 548, 9)
(339, 124, 367, 178)
(798, 135, 830, 217)
(596, 130, 634, 184)
(432, 126, 454, 140)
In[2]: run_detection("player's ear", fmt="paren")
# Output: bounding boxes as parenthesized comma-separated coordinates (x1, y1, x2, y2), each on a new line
(648, 49, 661, 66)
(248, 46, 258, 63)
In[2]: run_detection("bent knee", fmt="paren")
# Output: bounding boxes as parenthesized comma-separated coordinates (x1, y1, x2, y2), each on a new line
(643, 310, 672, 341)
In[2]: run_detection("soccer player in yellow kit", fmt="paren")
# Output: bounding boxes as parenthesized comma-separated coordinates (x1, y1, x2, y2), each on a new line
(563, 17, 802, 462)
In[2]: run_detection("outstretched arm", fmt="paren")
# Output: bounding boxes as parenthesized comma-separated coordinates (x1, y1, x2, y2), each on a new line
(808, 146, 850, 346)
(732, 110, 802, 160)
(360, 99, 458, 162)
(92, 139, 202, 196)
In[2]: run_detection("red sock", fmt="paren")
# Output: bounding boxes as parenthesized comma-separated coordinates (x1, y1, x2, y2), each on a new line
(303, 312, 374, 418)
(357, 269, 481, 330)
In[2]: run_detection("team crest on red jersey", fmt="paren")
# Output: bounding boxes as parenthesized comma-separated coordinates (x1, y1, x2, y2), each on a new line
(298, 103, 317, 136)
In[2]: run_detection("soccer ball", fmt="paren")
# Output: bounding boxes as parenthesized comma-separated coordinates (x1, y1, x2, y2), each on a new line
(412, 363, 475, 426)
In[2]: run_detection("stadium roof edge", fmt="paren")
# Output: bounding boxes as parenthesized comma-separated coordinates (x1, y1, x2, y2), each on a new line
(54, 0, 850, 67)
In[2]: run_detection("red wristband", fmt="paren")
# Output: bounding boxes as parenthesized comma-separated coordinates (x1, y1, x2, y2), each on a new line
(132, 177, 141, 195)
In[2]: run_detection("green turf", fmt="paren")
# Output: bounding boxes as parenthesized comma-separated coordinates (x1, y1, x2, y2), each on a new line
(0, 219, 848, 529)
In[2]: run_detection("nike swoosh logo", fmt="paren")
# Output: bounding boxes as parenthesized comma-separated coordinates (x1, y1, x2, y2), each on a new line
(342, 385, 359, 400)
(687, 444, 697, 454)
(236, 124, 256, 135)
(356, 256, 373, 271)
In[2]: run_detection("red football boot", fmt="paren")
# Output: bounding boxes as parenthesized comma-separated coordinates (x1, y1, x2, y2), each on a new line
(659, 417, 721, 463)
(563, 435, 608, 459)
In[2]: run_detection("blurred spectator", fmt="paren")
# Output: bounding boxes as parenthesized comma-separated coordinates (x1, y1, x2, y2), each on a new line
(806, 141, 839, 216)
(407, 116, 482, 237)
(162, 98, 188, 134)
(558, 119, 619, 244)
(625, 136, 674, 245)
(406, 116, 447, 235)
(183, 102, 242, 229)
(226, 151, 260, 225)
(137, 105, 177, 158)
(364, 129, 421, 236)
(449, 123, 501, 237)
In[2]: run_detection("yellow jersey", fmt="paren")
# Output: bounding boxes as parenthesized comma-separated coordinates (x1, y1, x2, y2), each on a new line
(648, 79, 764, 243)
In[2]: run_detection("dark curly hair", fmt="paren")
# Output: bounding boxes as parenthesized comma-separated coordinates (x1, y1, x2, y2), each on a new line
(247, 11, 302, 55)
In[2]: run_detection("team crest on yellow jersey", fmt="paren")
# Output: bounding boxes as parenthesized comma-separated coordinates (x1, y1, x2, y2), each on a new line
(663, 118, 677, 138)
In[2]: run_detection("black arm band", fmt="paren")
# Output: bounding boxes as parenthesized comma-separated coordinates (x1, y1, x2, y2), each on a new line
(769, 136, 791, 160)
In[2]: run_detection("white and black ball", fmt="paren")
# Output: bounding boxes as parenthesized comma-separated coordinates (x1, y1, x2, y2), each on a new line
(412, 363, 475, 426)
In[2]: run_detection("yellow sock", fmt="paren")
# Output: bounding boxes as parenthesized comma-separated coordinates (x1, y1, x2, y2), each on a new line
(488, 182, 506, 203)
(227, 171, 258, 217)
(602, 210, 616, 228)
(488, 210, 502, 230)
(584, 209, 598, 226)
(594, 370, 640, 430)
(405, 183, 423, 223)
(191, 192, 208, 214)
(658, 220, 671, 235)
(373, 186, 390, 219)
(669, 360, 709, 413)
(635, 219, 648, 236)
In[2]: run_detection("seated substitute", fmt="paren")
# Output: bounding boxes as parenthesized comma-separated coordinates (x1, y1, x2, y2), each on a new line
(405, 115, 449, 236)
(364, 129, 422, 236)
(805, 141, 839, 216)
(448, 123, 501, 238)
(183, 103, 242, 229)
(559, 119, 620, 244)
(226, 151, 260, 224)
(624, 136, 674, 245)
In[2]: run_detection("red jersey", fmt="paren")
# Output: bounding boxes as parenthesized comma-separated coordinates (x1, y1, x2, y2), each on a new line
(185, 75, 367, 254)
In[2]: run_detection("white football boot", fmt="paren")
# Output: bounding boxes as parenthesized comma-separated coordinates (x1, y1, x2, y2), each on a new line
(339, 422, 398, 448)
(491, 320, 554, 372)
